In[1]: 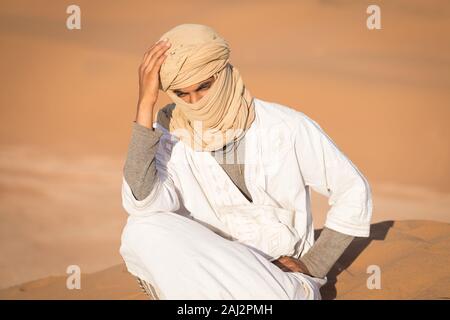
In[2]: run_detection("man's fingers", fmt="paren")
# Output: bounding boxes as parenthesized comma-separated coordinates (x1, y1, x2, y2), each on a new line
(272, 260, 287, 269)
(141, 44, 155, 62)
(272, 257, 297, 272)
(150, 51, 169, 74)
(144, 44, 171, 74)
(140, 39, 167, 71)
(143, 40, 170, 69)
(141, 42, 159, 65)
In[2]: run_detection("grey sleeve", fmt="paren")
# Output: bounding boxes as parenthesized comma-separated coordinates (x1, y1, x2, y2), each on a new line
(299, 227, 354, 278)
(123, 121, 163, 201)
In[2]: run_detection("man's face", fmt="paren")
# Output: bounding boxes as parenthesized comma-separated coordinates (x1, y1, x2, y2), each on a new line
(172, 75, 216, 104)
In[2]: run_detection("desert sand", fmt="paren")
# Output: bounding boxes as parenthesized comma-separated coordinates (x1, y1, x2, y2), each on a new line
(1, 219, 449, 300)
(0, 0, 449, 299)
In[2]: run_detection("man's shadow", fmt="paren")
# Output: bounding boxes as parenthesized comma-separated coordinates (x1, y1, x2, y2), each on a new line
(318, 220, 394, 300)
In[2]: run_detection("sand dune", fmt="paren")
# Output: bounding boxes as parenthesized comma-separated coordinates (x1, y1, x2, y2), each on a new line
(0, 145, 127, 289)
(1, 145, 449, 292)
(0, 0, 449, 299)
(0, 0, 449, 191)
(0, 264, 147, 300)
(1, 220, 448, 300)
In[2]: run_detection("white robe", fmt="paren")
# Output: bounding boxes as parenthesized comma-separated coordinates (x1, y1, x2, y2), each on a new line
(119, 98, 373, 299)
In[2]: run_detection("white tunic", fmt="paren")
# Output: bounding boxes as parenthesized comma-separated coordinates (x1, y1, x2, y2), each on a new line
(119, 97, 373, 299)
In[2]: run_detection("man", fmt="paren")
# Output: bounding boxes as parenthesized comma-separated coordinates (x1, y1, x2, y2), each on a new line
(120, 24, 373, 299)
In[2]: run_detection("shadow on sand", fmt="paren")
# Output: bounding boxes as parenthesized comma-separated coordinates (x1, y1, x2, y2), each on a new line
(319, 221, 394, 300)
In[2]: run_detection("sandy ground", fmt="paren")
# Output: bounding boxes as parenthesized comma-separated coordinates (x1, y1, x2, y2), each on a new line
(0, 0, 449, 299)
(0, 219, 448, 300)
(0, 145, 448, 299)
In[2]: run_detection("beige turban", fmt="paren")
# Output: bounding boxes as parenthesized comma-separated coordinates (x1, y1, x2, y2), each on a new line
(156, 24, 255, 152)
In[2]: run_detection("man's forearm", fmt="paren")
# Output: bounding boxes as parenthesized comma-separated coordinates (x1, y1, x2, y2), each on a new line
(298, 227, 354, 278)
(123, 122, 163, 201)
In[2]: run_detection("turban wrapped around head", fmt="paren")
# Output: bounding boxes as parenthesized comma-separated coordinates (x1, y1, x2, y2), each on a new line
(156, 23, 255, 152)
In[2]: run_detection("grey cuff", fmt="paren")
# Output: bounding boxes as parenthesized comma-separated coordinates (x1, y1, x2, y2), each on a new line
(123, 121, 163, 201)
(299, 227, 354, 278)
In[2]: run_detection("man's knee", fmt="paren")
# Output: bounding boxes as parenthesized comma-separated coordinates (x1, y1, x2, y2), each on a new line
(120, 211, 208, 260)
(121, 212, 175, 252)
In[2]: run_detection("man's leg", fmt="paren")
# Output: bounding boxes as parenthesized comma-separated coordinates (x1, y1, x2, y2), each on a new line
(120, 211, 320, 299)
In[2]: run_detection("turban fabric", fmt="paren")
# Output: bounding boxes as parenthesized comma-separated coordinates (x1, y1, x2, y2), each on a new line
(156, 24, 255, 152)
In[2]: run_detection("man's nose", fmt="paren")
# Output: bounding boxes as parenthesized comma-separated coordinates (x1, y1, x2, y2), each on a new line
(189, 92, 201, 104)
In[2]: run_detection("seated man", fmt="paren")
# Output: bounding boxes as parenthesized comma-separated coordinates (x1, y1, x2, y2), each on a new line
(120, 23, 373, 300)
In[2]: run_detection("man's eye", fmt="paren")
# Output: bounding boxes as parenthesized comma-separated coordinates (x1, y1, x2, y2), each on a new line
(199, 84, 211, 91)
(176, 92, 186, 97)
